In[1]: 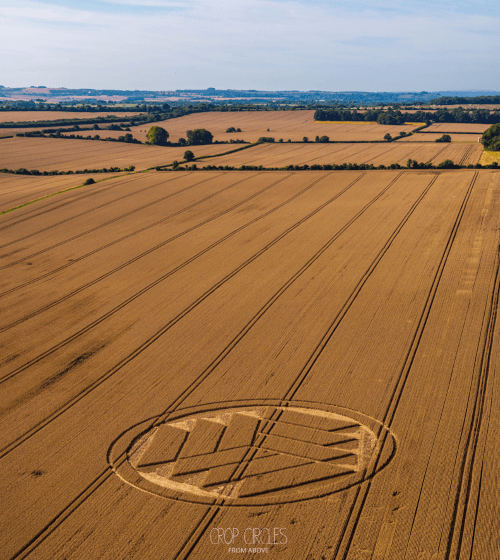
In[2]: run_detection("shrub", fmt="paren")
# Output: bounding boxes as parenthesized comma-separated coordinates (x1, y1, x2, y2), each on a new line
(184, 150, 195, 161)
(83, 178, 95, 185)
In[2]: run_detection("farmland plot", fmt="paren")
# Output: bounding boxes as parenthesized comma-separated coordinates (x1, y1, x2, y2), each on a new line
(0, 137, 243, 171)
(198, 142, 483, 167)
(0, 172, 127, 212)
(425, 123, 491, 134)
(0, 111, 139, 123)
(398, 133, 482, 142)
(0, 170, 500, 559)
(129, 110, 416, 143)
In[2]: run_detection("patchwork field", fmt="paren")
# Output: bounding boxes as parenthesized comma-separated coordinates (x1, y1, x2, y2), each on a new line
(1, 167, 500, 560)
(129, 110, 416, 143)
(425, 123, 491, 134)
(398, 133, 482, 142)
(198, 141, 483, 167)
(0, 137, 244, 171)
(0, 172, 127, 212)
(0, 111, 139, 123)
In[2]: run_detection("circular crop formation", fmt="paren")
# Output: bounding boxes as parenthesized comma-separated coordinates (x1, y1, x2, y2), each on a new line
(109, 401, 396, 506)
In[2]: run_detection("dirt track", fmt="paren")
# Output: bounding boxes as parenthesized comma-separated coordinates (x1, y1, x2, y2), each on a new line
(1, 168, 500, 559)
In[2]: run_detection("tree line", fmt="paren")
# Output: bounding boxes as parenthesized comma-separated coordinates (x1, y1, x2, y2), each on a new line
(314, 107, 500, 125)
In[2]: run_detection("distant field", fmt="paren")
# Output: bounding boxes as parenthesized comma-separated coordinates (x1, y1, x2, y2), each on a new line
(197, 142, 483, 167)
(479, 150, 500, 166)
(129, 110, 416, 143)
(425, 123, 490, 133)
(0, 172, 127, 212)
(0, 137, 244, 171)
(398, 133, 482, 142)
(0, 111, 139, 123)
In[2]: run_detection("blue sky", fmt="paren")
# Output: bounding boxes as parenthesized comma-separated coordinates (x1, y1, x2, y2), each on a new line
(0, 0, 498, 91)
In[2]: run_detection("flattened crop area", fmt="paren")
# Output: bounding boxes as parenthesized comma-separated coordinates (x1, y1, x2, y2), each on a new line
(199, 141, 483, 167)
(0, 137, 243, 171)
(130, 110, 415, 142)
(1, 170, 500, 559)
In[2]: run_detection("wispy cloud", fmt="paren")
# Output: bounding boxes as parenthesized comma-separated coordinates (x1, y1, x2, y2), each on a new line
(0, 0, 498, 90)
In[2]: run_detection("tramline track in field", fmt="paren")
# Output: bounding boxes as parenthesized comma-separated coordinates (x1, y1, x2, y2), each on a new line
(0, 173, 270, 296)
(169, 172, 441, 559)
(0, 172, 222, 247)
(7, 170, 407, 560)
(445, 246, 499, 559)
(0, 173, 296, 331)
(0, 172, 365, 454)
(6, 170, 456, 560)
(0, 172, 312, 379)
(331, 172, 480, 559)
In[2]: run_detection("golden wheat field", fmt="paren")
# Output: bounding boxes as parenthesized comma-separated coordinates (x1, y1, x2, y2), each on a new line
(0, 173, 128, 212)
(0, 137, 245, 172)
(397, 133, 482, 143)
(129, 110, 416, 143)
(0, 111, 139, 123)
(198, 142, 483, 167)
(425, 123, 491, 134)
(1, 149, 500, 560)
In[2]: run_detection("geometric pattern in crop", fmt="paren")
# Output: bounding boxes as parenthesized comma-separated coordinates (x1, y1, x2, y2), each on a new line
(115, 404, 396, 506)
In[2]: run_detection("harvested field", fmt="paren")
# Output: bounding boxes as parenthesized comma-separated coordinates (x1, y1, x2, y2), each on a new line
(198, 141, 483, 167)
(398, 132, 482, 142)
(0, 111, 139, 123)
(425, 122, 491, 134)
(0, 172, 127, 212)
(0, 137, 244, 171)
(1, 168, 500, 559)
(130, 110, 416, 142)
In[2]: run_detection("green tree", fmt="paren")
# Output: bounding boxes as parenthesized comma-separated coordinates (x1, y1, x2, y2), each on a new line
(186, 129, 213, 144)
(146, 126, 169, 145)
(315, 135, 320, 142)
(184, 150, 195, 161)
(303, 137, 309, 142)
(481, 124, 500, 150)
(319, 135, 329, 143)
(384, 133, 392, 141)
(435, 134, 451, 143)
